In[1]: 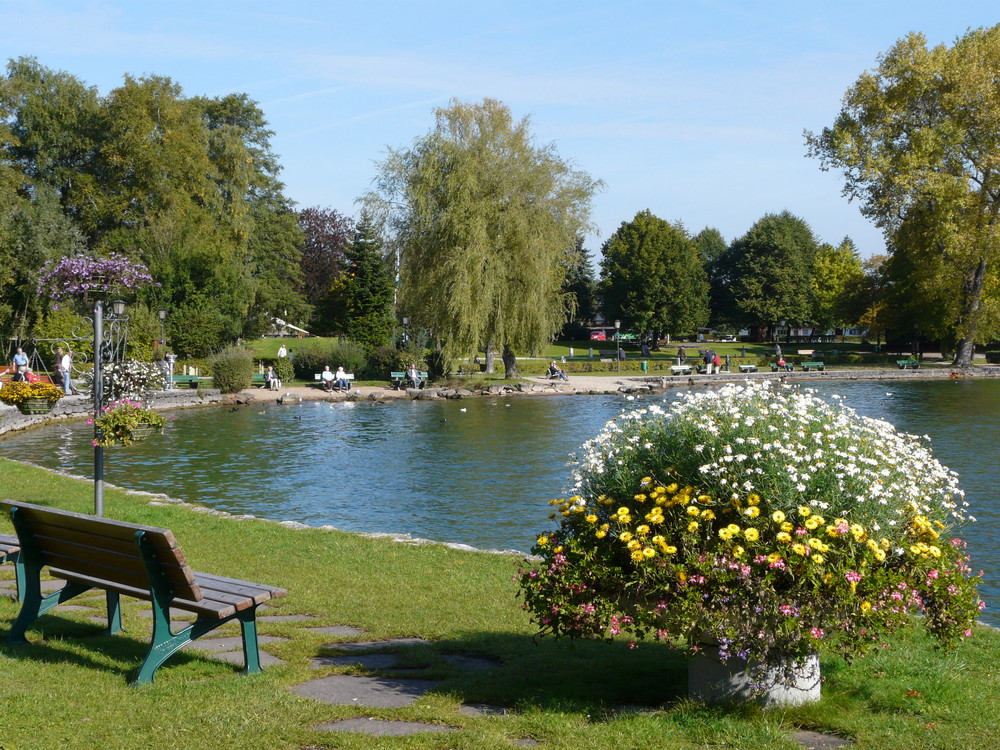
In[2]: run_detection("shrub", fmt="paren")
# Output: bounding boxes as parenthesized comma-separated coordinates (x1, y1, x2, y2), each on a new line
(364, 346, 407, 379)
(209, 348, 254, 393)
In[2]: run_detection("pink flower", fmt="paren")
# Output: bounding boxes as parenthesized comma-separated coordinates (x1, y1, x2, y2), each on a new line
(810, 627, 825, 639)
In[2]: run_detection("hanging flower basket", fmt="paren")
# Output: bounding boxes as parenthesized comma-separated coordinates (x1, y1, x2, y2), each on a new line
(91, 399, 167, 447)
(0, 382, 65, 412)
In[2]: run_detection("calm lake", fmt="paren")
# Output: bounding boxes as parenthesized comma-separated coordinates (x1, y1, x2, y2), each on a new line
(1, 379, 997, 626)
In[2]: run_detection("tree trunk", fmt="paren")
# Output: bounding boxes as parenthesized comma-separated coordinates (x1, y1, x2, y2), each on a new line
(952, 258, 987, 368)
(485, 339, 496, 374)
(502, 344, 519, 379)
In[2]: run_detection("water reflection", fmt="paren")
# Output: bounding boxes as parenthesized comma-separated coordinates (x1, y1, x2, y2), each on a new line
(1, 381, 997, 625)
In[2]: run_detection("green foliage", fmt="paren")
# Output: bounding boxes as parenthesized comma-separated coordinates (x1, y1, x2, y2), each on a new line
(599, 210, 709, 337)
(812, 237, 865, 330)
(364, 345, 407, 379)
(92, 399, 167, 447)
(298, 206, 353, 331)
(208, 347, 254, 393)
(168, 302, 230, 359)
(807, 25, 1000, 365)
(367, 98, 601, 378)
(560, 236, 596, 338)
(340, 213, 396, 350)
(714, 211, 818, 330)
(290, 340, 366, 378)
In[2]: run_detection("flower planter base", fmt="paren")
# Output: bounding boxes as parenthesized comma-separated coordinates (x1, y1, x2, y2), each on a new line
(17, 399, 54, 415)
(688, 648, 820, 706)
(129, 423, 159, 441)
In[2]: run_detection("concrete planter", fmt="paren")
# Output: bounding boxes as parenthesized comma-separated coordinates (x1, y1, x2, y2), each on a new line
(688, 647, 821, 706)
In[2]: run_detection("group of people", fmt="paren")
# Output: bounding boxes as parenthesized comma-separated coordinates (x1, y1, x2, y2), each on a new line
(6, 346, 75, 393)
(546, 360, 569, 381)
(320, 365, 352, 392)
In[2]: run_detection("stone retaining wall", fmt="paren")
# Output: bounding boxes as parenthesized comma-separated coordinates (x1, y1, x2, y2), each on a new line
(0, 388, 222, 437)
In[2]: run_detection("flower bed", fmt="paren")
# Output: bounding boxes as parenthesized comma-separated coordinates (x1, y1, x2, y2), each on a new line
(518, 381, 983, 691)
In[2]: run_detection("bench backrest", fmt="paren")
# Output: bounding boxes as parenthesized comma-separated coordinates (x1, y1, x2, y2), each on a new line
(2, 500, 201, 602)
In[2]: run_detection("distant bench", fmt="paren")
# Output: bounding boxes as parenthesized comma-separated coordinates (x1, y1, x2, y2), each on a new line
(670, 365, 692, 376)
(770, 362, 794, 372)
(390, 371, 427, 390)
(800, 361, 825, 372)
(897, 359, 920, 370)
(738, 364, 758, 373)
(171, 375, 209, 389)
(2, 500, 287, 686)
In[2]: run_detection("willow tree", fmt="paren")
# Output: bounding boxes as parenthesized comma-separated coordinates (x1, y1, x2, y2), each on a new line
(367, 98, 600, 377)
(807, 26, 1000, 366)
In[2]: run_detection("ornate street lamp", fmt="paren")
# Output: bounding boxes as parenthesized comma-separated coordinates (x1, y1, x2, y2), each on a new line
(92, 299, 128, 516)
(157, 307, 167, 349)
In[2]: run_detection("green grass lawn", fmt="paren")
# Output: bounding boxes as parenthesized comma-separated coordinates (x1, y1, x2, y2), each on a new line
(0, 458, 998, 749)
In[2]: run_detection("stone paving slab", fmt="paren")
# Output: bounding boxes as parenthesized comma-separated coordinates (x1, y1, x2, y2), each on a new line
(304, 625, 366, 637)
(292, 675, 440, 708)
(315, 718, 457, 736)
(792, 730, 854, 748)
(257, 614, 317, 623)
(52, 604, 96, 612)
(183, 634, 287, 652)
(0, 587, 18, 599)
(309, 653, 402, 670)
(325, 637, 431, 652)
(205, 649, 285, 667)
(458, 703, 507, 716)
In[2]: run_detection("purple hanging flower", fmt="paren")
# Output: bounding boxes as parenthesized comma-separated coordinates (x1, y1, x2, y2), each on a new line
(37, 252, 158, 300)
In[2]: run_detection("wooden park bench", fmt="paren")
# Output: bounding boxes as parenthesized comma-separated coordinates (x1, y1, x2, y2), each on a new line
(738, 363, 758, 373)
(770, 362, 794, 372)
(2, 500, 286, 685)
(390, 371, 427, 390)
(0, 532, 22, 599)
(897, 359, 920, 370)
(670, 364, 692, 376)
(800, 361, 825, 372)
(171, 374, 204, 389)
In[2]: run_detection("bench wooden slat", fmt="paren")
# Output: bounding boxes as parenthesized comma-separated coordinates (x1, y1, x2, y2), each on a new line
(0, 532, 19, 560)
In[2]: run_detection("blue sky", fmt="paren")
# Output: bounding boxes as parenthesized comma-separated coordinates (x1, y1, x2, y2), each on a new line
(2, 1, 997, 259)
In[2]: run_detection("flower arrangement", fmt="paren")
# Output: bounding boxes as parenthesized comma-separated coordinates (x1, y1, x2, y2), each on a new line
(90, 399, 167, 447)
(37, 252, 157, 300)
(518, 381, 983, 679)
(103, 359, 166, 402)
(0, 381, 65, 406)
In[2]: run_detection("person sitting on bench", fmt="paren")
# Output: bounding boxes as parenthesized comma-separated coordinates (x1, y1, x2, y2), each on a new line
(334, 366, 351, 392)
(321, 365, 336, 391)
(547, 361, 569, 381)
(406, 363, 423, 389)
(777, 356, 792, 372)
(264, 365, 281, 391)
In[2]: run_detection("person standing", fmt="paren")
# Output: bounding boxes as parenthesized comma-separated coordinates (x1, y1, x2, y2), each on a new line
(12, 347, 28, 375)
(703, 349, 715, 375)
(57, 347, 74, 394)
(277, 344, 287, 358)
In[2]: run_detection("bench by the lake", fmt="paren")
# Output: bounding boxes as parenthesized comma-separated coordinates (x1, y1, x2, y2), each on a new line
(738, 363, 758, 373)
(897, 359, 920, 370)
(390, 371, 427, 390)
(800, 361, 825, 372)
(2, 500, 286, 685)
(670, 365, 692, 376)
(770, 362, 794, 372)
(171, 374, 209, 389)
(251, 373, 282, 390)
(315, 372, 354, 391)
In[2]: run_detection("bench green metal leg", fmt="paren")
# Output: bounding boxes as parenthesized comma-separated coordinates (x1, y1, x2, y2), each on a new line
(7, 578, 93, 644)
(238, 607, 262, 674)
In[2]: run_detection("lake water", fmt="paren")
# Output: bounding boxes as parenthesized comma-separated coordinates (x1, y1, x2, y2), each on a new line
(1, 379, 997, 626)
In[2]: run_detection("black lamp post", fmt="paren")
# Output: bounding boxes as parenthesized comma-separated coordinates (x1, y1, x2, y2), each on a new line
(92, 299, 127, 517)
(614, 319, 621, 374)
(157, 307, 167, 350)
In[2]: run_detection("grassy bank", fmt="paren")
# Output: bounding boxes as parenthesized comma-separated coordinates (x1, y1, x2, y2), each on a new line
(0, 458, 997, 749)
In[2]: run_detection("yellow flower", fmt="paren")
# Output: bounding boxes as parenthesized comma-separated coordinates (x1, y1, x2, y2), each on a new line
(929, 545, 941, 558)
(804, 517, 821, 530)
(798, 505, 811, 517)
(553, 546, 563, 554)
(640, 476, 652, 485)
(585, 514, 598, 524)
(781, 521, 794, 532)
(727, 523, 741, 533)
(676, 570, 687, 583)
(766, 552, 782, 563)
(861, 601, 872, 613)
(873, 549, 886, 561)
(700, 509, 715, 521)
(697, 494, 713, 504)
(744, 506, 760, 518)
(823, 573, 834, 584)
(791, 543, 807, 556)
(666, 483, 679, 493)
(627, 540, 641, 550)
(732, 545, 745, 557)
(748, 494, 761, 506)
(631, 550, 646, 562)
(772, 510, 786, 523)
(635, 525, 650, 536)
(811, 554, 825, 564)
(776, 532, 792, 543)
(743, 528, 760, 542)
(620, 531, 633, 542)
(536, 535, 549, 546)
(642, 547, 656, 558)
(664, 545, 677, 554)
(687, 521, 699, 533)
(634, 493, 647, 503)
(686, 505, 701, 516)
(595, 530, 607, 539)
(718, 528, 734, 541)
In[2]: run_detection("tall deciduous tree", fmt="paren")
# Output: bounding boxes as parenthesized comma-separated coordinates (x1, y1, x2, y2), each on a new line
(714, 211, 818, 335)
(367, 98, 600, 377)
(807, 26, 1000, 366)
(599, 210, 708, 338)
(812, 237, 865, 332)
(298, 206, 353, 326)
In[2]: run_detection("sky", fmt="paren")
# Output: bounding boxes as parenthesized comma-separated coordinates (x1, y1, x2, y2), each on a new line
(2, 1, 998, 260)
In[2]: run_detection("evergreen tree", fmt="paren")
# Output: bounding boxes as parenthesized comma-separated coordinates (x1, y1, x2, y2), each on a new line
(341, 214, 396, 351)
(560, 236, 596, 338)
